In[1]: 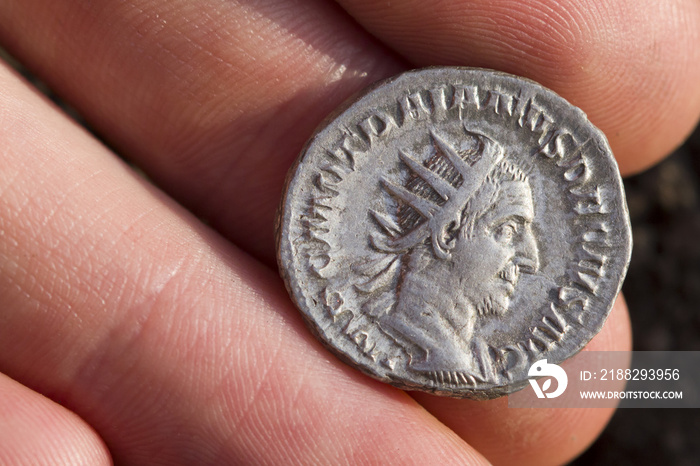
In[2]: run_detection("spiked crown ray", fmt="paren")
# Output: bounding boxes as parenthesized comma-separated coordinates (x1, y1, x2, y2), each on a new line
(373, 129, 504, 259)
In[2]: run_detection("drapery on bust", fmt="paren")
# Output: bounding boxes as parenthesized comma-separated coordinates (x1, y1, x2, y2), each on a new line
(369, 125, 540, 382)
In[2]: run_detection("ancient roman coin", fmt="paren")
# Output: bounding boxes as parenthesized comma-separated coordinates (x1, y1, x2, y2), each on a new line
(276, 67, 632, 399)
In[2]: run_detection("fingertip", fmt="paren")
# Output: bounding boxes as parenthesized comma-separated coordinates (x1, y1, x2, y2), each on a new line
(0, 374, 112, 466)
(583, 293, 631, 353)
(336, 0, 700, 174)
(410, 294, 631, 465)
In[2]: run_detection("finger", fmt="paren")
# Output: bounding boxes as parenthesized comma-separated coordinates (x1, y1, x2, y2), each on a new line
(2, 0, 689, 268)
(0, 0, 405, 263)
(0, 0, 640, 462)
(411, 295, 631, 466)
(0, 64, 486, 464)
(0, 373, 111, 465)
(334, 0, 700, 175)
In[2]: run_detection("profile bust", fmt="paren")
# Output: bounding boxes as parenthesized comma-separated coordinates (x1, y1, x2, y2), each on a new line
(370, 126, 540, 383)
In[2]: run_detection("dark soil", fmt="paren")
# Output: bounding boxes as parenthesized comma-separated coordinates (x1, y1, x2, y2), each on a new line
(573, 126, 700, 465)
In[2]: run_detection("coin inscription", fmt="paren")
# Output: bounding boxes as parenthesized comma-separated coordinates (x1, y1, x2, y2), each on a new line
(277, 68, 631, 399)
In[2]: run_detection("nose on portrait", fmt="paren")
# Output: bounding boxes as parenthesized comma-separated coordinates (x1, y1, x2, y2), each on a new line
(513, 227, 539, 273)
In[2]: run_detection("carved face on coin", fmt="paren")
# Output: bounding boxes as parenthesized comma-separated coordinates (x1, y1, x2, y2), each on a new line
(459, 177, 539, 317)
(379, 129, 541, 375)
(277, 67, 632, 399)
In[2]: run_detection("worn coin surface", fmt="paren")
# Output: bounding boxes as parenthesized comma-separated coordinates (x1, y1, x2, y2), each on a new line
(276, 67, 632, 399)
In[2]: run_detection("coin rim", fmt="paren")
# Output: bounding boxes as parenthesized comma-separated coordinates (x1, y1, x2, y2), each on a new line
(276, 66, 632, 399)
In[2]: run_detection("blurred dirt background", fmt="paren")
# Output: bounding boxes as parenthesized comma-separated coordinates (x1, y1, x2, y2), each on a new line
(572, 125, 700, 465)
(6, 48, 699, 464)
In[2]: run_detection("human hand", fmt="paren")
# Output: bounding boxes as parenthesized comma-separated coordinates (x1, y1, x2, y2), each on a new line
(0, 1, 698, 464)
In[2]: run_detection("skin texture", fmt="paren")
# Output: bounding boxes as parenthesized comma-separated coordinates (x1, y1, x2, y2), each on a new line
(0, 0, 697, 464)
(0, 374, 110, 465)
(335, 0, 700, 176)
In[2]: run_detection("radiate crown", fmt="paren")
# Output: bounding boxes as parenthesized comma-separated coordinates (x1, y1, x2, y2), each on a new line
(372, 128, 504, 259)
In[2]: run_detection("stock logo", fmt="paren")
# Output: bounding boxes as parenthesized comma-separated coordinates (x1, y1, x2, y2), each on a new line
(528, 359, 568, 398)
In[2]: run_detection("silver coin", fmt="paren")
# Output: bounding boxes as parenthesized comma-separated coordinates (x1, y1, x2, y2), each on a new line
(276, 67, 632, 399)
